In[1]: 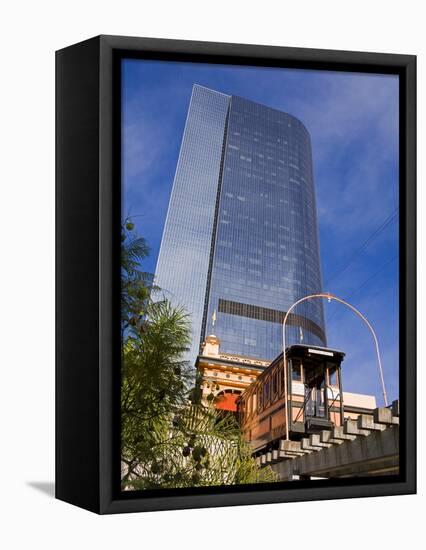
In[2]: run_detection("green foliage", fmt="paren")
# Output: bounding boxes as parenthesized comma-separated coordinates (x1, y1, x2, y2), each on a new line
(121, 221, 157, 331)
(123, 404, 276, 489)
(120, 220, 277, 489)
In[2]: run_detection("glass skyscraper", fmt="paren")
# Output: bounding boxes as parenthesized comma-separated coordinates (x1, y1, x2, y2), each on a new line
(155, 84, 326, 365)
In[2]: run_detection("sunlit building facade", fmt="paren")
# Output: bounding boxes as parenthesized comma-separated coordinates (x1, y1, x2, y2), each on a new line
(155, 84, 326, 365)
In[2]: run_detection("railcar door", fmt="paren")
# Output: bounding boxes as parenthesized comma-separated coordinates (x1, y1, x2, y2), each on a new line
(305, 379, 326, 419)
(303, 357, 332, 432)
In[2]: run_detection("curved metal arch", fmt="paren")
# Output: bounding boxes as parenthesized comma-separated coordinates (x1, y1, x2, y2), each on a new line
(282, 292, 388, 440)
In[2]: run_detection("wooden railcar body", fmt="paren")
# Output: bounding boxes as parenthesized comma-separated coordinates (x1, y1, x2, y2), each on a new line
(237, 345, 345, 452)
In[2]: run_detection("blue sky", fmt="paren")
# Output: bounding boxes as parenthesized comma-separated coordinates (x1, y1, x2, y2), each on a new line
(122, 59, 399, 406)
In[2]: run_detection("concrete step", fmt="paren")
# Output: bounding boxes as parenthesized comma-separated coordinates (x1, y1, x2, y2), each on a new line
(344, 419, 370, 436)
(331, 426, 356, 441)
(301, 437, 320, 452)
(374, 407, 399, 425)
(310, 433, 332, 448)
(279, 439, 310, 455)
(357, 414, 386, 431)
(320, 429, 343, 445)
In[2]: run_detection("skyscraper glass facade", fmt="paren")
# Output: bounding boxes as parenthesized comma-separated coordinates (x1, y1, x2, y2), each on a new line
(154, 86, 230, 363)
(155, 85, 326, 365)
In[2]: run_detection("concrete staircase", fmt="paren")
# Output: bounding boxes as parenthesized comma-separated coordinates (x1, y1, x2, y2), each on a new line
(256, 400, 400, 480)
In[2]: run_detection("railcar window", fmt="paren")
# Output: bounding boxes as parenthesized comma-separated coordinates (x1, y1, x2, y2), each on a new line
(328, 366, 338, 386)
(264, 379, 270, 405)
(292, 360, 302, 381)
(272, 371, 278, 395)
(280, 367, 285, 392)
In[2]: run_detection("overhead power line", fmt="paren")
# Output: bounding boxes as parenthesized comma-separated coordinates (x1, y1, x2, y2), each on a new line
(326, 254, 398, 324)
(324, 207, 399, 288)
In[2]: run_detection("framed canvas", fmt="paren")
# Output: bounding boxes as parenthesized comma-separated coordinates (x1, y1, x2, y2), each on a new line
(56, 35, 416, 514)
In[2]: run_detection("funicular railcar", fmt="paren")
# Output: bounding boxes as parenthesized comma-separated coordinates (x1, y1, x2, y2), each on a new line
(237, 345, 345, 453)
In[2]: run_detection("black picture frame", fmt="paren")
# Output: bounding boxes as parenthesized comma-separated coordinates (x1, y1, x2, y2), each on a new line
(56, 35, 416, 514)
